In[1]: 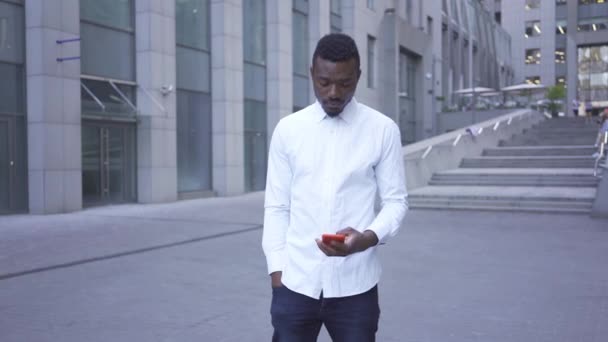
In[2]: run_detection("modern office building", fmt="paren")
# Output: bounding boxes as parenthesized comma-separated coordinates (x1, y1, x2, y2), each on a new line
(498, 0, 608, 113)
(0, 0, 510, 215)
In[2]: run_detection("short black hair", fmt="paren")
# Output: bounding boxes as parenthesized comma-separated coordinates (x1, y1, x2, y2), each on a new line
(312, 33, 360, 70)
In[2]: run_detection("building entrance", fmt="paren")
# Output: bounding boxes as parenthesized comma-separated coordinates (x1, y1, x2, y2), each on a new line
(0, 117, 11, 213)
(0, 115, 26, 214)
(82, 121, 136, 206)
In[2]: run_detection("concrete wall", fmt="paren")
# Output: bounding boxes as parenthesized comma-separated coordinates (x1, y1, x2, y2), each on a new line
(135, 0, 178, 203)
(26, 0, 82, 214)
(438, 109, 522, 133)
(403, 109, 544, 190)
(591, 160, 608, 218)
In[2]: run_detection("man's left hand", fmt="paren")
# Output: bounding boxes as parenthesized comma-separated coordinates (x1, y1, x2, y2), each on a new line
(315, 227, 379, 257)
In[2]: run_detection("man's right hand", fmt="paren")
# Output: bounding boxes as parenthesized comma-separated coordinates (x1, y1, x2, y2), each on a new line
(270, 271, 283, 288)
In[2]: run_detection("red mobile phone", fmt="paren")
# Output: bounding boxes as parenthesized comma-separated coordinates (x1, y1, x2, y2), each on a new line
(322, 233, 346, 244)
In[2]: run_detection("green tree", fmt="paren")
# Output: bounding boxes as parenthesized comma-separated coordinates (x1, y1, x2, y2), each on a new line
(546, 85, 566, 117)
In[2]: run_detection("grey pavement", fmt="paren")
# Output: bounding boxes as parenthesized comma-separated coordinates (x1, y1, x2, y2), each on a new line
(0, 193, 607, 341)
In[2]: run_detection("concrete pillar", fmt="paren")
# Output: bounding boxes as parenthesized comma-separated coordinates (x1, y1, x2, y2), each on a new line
(26, 0, 82, 214)
(566, 0, 578, 115)
(308, 0, 330, 103)
(211, 0, 245, 196)
(135, 0, 178, 203)
(379, 12, 398, 122)
(266, 0, 293, 140)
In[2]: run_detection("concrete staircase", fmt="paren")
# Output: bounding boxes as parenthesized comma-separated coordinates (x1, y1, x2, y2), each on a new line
(409, 117, 603, 214)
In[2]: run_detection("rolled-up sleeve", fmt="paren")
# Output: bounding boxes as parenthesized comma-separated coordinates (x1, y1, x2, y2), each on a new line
(366, 122, 408, 243)
(262, 120, 292, 274)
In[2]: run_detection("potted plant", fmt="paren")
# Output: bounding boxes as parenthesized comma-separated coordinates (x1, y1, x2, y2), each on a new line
(546, 85, 565, 117)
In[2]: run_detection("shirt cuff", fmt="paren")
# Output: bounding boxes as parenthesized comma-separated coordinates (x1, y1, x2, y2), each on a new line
(266, 250, 286, 275)
(365, 225, 390, 245)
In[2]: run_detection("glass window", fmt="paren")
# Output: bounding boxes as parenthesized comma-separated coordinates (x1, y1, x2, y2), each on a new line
(0, 1, 24, 64)
(555, 48, 566, 63)
(80, 0, 133, 31)
(243, 0, 266, 65)
(176, 0, 209, 51)
(177, 90, 212, 192)
(525, 76, 541, 85)
(293, 0, 309, 110)
(404, 0, 412, 23)
(525, 20, 541, 37)
(579, 0, 607, 4)
(80, 1, 135, 81)
(330, 0, 342, 33)
(556, 76, 566, 87)
(80, 23, 135, 80)
(556, 20, 567, 35)
(577, 17, 608, 32)
(556, 0, 567, 4)
(176, 47, 211, 92)
(293, 11, 309, 75)
(0, 63, 24, 114)
(525, 48, 541, 64)
(293, 75, 309, 111)
(244, 100, 267, 192)
(367, 0, 374, 10)
(81, 79, 136, 117)
(244, 62, 266, 102)
(367, 35, 375, 88)
(578, 45, 608, 104)
(525, 0, 540, 10)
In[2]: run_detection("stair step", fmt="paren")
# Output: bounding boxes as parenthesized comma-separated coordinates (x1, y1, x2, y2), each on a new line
(409, 203, 591, 214)
(429, 180, 597, 187)
(409, 197, 593, 209)
(461, 156, 596, 168)
(483, 146, 596, 156)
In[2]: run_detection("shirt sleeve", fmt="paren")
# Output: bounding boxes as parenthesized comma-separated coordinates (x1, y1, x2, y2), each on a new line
(366, 122, 408, 244)
(262, 120, 292, 274)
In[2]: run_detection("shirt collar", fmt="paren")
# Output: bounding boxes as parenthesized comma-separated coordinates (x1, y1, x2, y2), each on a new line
(312, 97, 358, 124)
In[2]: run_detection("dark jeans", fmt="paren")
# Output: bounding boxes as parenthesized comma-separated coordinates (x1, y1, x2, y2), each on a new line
(270, 285, 380, 342)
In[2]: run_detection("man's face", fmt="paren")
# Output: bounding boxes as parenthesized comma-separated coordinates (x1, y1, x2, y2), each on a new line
(310, 56, 361, 116)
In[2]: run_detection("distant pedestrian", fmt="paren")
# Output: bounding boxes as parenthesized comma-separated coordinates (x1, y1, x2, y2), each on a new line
(596, 109, 608, 147)
(571, 99, 578, 117)
(262, 33, 408, 342)
(585, 101, 593, 123)
(578, 101, 586, 118)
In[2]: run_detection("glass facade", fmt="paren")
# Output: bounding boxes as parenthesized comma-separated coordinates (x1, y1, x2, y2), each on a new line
(398, 50, 417, 145)
(293, 0, 309, 111)
(177, 90, 212, 192)
(244, 0, 267, 192)
(577, 45, 608, 106)
(80, 0, 137, 206)
(80, 0, 135, 81)
(0, 0, 26, 213)
(176, 0, 212, 193)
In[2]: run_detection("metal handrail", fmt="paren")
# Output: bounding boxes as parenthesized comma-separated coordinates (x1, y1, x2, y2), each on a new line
(405, 109, 534, 162)
(593, 131, 608, 177)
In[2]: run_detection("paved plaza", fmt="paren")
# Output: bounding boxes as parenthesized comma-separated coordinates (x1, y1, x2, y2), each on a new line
(0, 193, 607, 341)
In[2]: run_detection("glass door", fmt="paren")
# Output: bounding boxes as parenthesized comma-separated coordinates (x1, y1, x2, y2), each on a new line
(0, 118, 10, 212)
(82, 121, 136, 206)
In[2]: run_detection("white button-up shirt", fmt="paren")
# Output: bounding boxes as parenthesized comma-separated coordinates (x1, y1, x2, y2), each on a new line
(262, 98, 408, 299)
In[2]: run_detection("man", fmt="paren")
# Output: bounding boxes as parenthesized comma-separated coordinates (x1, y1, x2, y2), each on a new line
(262, 33, 408, 341)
